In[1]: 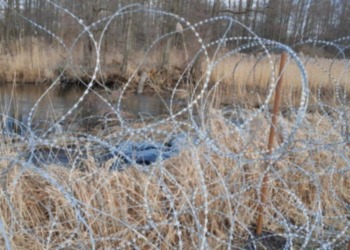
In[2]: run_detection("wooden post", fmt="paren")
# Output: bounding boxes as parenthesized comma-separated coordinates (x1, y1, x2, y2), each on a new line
(137, 71, 148, 95)
(256, 52, 288, 236)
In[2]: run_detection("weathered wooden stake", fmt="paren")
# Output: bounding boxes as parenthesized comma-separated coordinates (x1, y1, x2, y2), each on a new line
(256, 52, 288, 236)
(137, 71, 148, 95)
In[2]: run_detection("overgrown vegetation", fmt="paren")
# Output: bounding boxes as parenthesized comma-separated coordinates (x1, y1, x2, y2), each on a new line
(0, 2, 349, 249)
(0, 109, 349, 249)
(1, 39, 349, 110)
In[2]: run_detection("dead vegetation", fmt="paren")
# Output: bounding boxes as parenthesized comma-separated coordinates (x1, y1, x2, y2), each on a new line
(0, 108, 349, 249)
(1, 39, 349, 109)
(0, 34, 349, 250)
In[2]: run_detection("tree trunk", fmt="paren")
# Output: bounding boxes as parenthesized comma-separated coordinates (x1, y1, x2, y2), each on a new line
(120, 13, 133, 76)
(161, 0, 180, 70)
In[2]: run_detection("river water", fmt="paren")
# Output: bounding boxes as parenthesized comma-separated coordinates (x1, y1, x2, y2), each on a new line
(0, 84, 172, 134)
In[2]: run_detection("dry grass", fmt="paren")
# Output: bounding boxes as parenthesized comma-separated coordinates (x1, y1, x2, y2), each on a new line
(206, 53, 350, 107)
(0, 109, 349, 249)
(1, 39, 349, 108)
(0, 39, 187, 83)
(0, 38, 349, 248)
(0, 38, 62, 83)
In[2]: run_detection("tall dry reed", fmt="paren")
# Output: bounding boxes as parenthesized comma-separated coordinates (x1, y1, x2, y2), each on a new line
(0, 110, 349, 249)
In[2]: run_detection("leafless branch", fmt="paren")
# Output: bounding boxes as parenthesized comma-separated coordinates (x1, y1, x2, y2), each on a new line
(219, 8, 265, 15)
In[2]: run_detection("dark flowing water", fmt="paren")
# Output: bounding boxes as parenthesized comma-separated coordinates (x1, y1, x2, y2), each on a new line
(0, 84, 172, 134)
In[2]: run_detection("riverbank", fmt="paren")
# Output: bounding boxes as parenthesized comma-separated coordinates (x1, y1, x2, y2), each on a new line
(1, 40, 349, 108)
(0, 39, 349, 248)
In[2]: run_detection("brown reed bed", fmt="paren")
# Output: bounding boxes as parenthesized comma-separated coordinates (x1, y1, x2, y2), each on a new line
(205, 52, 350, 108)
(0, 109, 349, 249)
(1, 40, 349, 109)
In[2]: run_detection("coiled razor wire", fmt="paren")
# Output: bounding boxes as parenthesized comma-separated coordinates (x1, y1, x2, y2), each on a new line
(0, 2, 349, 249)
